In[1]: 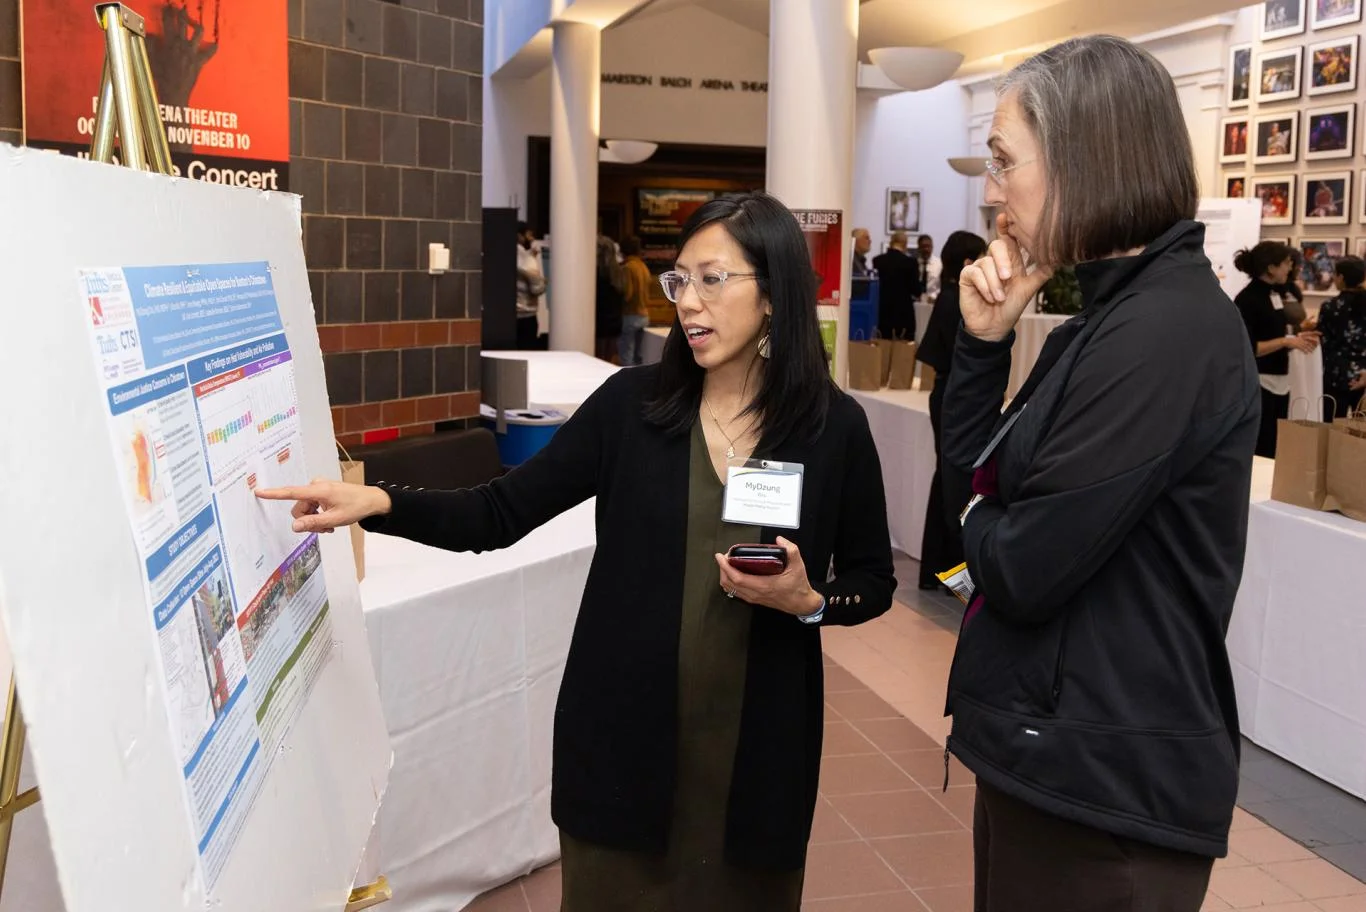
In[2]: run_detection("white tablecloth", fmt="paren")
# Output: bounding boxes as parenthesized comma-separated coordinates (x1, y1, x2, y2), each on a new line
(482, 351, 619, 414)
(356, 504, 596, 911)
(1228, 457, 1366, 801)
(847, 388, 937, 560)
(1007, 314, 1325, 418)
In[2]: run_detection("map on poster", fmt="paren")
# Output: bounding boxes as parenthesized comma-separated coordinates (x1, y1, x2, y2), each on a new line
(77, 260, 332, 890)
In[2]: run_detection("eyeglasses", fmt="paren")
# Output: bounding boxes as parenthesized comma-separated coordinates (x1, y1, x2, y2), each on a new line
(658, 269, 759, 304)
(984, 157, 1036, 185)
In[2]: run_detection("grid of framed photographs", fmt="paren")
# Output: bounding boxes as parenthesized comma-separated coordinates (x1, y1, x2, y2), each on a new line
(1223, 1, 1366, 284)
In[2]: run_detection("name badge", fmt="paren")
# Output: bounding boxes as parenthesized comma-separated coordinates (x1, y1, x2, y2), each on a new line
(723, 459, 805, 529)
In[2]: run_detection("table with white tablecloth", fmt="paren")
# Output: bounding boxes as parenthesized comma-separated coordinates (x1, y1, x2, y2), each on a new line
(355, 504, 596, 911)
(1007, 313, 1325, 417)
(1228, 457, 1366, 801)
(848, 387, 938, 560)
(482, 351, 618, 414)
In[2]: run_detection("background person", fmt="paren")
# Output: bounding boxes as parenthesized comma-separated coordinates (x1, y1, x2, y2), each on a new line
(619, 235, 653, 366)
(1318, 255, 1366, 418)
(1233, 241, 1321, 456)
(942, 36, 1261, 911)
(872, 230, 922, 340)
(258, 192, 896, 912)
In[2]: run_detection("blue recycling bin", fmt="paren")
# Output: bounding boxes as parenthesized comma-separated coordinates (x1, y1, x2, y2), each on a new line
(849, 277, 879, 340)
(479, 404, 567, 467)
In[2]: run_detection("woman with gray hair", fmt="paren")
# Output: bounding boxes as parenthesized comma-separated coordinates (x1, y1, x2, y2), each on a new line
(941, 36, 1258, 909)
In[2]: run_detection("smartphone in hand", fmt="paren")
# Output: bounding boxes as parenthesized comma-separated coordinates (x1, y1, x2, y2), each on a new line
(726, 544, 788, 576)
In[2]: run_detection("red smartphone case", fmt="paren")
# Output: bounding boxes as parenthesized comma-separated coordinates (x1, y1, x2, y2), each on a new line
(726, 544, 787, 576)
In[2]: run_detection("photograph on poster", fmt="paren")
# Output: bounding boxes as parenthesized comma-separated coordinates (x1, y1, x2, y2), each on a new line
(1254, 114, 1299, 164)
(1309, 35, 1358, 95)
(1226, 174, 1248, 198)
(1252, 176, 1296, 224)
(1311, 0, 1362, 30)
(1257, 47, 1304, 103)
(1221, 117, 1250, 162)
(1305, 104, 1355, 158)
(1229, 44, 1254, 107)
(1263, 0, 1307, 39)
(885, 188, 921, 234)
(1299, 238, 1346, 291)
(1302, 171, 1351, 224)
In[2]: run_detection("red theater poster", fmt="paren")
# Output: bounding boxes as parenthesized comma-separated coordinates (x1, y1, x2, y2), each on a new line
(22, 0, 289, 190)
(790, 209, 844, 378)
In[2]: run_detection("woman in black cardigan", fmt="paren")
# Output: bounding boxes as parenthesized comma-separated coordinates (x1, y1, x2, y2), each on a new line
(259, 193, 896, 910)
(1232, 241, 1321, 457)
(915, 230, 987, 588)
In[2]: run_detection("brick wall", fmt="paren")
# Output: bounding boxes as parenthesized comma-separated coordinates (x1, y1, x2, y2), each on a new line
(0, 0, 484, 449)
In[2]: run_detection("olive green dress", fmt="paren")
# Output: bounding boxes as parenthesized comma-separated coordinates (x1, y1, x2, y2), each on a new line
(558, 420, 805, 911)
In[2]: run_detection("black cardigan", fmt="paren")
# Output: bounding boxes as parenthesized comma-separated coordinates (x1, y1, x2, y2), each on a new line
(361, 365, 896, 869)
(1235, 278, 1291, 376)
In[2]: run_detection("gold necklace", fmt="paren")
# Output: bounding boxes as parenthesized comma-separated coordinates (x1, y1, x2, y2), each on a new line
(703, 396, 744, 459)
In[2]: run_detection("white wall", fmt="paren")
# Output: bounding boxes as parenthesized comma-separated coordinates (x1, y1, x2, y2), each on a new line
(851, 82, 973, 256)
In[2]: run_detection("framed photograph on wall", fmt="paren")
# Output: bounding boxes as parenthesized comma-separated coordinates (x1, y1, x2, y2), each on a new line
(1257, 47, 1305, 103)
(1304, 104, 1356, 159)
(1308, 34, 1358, 94)
(1354, 237, 1366, 257)
(1262, 0, 1308, 39)
(1302, 171, 1352, 223)
(1254, 113, 1299, 164)
(1220, 117, 1250, 163)
(1311, 0, 1362, 30)
(1225, 174, 1248, 198)
(1359, 170, 1366, 222)
(1298, 238, 1346, 292)
(1228, 43, 1254, 107)
(885, 187, 921, 234)
(1252, 175, 1297, 225)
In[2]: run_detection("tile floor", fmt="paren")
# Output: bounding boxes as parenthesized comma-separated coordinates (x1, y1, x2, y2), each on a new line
(466, 555, 1366, 912)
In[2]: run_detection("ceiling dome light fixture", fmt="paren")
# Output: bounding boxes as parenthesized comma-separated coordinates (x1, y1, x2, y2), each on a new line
(947, 157, 988, 177)
(868, 47, 965, 92)
(600, 140, 658, 164)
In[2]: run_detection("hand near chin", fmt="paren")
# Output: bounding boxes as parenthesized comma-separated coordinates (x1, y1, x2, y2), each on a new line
(959, 213, 1053, 343)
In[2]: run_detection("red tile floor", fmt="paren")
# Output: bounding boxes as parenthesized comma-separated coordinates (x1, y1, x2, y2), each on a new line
(466, 601, 1366, 911)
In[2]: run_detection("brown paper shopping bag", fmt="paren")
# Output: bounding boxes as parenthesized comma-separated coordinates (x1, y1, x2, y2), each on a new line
(339, 442, 366, 581)
(1325, 420, 1366, 522)
(1270, 399, 1334, 511)
(868, 330, 894, 387)
(848, 334, 884, 390)
(918, 363, 937, 394)
(887, 338, 919, 390)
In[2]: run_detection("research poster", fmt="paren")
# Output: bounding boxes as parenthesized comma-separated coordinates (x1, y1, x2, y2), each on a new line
(21, 0, 289, 190)
(78, 261, 331, 888)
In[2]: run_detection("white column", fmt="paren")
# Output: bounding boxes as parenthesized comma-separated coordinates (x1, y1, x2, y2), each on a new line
(548, 22, 600, 355)
(766, 0, 859, 386)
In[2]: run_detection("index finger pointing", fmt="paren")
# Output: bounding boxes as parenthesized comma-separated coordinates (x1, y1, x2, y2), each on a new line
(255, 485, 313, 501)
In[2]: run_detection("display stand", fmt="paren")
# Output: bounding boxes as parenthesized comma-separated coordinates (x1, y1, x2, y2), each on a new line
(0, 5, 389, 909)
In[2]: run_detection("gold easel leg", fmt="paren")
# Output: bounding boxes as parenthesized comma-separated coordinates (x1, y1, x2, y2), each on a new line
(90, 60, 117, 163)
(128, 26, 172, 173)
(0, 677, 39, 899)
(345, 874, 392, 911)
(96, 3, 149, 171)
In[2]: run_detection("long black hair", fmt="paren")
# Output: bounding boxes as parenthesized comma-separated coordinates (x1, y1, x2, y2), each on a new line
(940, 231, 988, 286)
(644, 192, 834, 446)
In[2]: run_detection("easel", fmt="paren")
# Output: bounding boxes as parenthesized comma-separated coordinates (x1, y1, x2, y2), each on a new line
(0, 5, 390, 909)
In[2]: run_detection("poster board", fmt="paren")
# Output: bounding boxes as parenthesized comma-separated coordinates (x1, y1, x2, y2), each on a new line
(21, 0, 290, 190)
(1197, 197, 1263, 300)
(0, 145, 388, 911)
(790, 209, 845, 382)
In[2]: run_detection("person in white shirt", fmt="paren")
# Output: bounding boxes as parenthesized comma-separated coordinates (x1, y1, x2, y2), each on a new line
(516, 222, 547, 349)
(915, 235, 942, 300)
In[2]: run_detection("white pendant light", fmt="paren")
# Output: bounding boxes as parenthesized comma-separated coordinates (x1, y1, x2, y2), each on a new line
(868, 47, 965, 92)
(600, 140, 658, 164)
(947, 157, 988, 177)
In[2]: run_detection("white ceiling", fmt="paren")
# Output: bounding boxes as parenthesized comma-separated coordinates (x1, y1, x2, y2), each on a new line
(619, 0, 1249, 71)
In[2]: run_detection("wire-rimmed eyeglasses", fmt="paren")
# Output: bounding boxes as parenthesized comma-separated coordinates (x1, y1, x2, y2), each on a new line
(984, 157, 1035, 185)
(658, 269, 759, 304)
